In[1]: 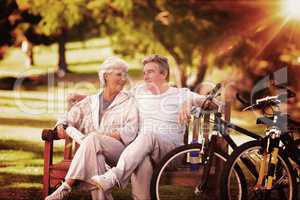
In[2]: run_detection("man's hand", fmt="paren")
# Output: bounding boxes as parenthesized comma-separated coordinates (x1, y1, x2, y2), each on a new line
(110, 130, 122, 141)
(178, 98, 221, 124)
(203, 100, 220, 111)
(56, 124, 67, 139)
(178, 100, 192, 124)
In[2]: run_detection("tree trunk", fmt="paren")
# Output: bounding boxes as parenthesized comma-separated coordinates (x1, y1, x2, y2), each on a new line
(151, 31, 187, 87)
(27, 43, 34, 66)
(169, 52, 187, 87)
(178, 65, 187, 87)
(172, 60, 188, 87)
(57, 31, 68, 77)
(21, 41, 34, 67)
(192, 51, 208, 90)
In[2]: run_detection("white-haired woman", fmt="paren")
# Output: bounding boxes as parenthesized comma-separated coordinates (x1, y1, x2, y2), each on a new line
(45, 57, 139, 200)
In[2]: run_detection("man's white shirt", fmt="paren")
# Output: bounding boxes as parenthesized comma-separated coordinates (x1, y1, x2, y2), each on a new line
(132, 84, 203, 146)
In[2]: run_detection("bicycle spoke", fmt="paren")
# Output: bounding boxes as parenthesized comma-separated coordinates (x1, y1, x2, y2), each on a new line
(151, 145, 232, 200)
(220, 141, 296, 200)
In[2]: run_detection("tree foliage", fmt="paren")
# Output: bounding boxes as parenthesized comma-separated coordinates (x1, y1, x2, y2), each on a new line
(105, 0, 276, 87)
(0, 0, 18, 47)
(2, 0, 299, 89)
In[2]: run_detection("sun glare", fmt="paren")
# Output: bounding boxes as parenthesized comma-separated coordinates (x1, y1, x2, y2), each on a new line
(282, 0, 300, 20)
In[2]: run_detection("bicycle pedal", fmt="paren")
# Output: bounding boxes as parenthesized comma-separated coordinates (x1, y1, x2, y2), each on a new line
(194, 187, 202, 196)
(295, 168, 300, 182)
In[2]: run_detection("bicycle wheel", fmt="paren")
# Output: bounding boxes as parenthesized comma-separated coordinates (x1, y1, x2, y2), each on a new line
(221, 140, 297, 200)
(150, 143, 245, 200)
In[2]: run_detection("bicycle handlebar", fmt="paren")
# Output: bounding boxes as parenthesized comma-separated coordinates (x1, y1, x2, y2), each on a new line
(206, 83, 222, 100)
(242, 95, 280, 111)
(190, 83, 222, 117)
(237, 86, 296, 112)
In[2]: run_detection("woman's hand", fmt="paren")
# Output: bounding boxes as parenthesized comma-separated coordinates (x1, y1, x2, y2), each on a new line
(56, 124, 67, 139)
(110, 130, 122, 141)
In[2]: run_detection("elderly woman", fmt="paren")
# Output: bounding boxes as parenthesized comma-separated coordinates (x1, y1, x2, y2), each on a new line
(45, 57, 139, 200)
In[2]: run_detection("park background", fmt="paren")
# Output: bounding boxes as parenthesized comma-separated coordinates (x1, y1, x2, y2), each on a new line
(1, 0, 300, 199)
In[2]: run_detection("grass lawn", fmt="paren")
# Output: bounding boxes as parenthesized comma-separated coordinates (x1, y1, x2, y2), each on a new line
(0, 38, 136, 199)
(0, 132, 133, 200)
(0, 38, 144, 78)
(0, 38, 272, 200)
(0, 87, 263, 200)
(0, 88, 135, 199)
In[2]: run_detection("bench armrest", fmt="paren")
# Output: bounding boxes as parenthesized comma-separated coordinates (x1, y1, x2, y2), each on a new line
(41, 129, 60, 141)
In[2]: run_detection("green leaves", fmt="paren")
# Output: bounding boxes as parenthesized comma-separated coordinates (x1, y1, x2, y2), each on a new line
(24, 0, 85, 35)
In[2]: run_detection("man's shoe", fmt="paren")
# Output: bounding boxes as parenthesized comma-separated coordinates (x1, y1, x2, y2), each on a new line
(45, 182, 71, 200)
(90, 170, 118, 192)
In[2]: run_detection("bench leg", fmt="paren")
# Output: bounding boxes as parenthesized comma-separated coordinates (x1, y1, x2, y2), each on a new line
(43, 173, 50, 198)
(43, 140, 53, 198)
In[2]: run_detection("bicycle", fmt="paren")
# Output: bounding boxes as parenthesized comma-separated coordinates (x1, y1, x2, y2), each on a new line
(220, 88, 300, 200)
(150, 84, 262, 200)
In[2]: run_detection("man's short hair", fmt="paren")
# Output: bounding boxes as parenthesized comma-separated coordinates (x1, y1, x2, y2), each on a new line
(142, 55, 170, 81)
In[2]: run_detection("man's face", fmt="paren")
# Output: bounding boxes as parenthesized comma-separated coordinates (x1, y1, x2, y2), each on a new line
(143, 62, 166, 87)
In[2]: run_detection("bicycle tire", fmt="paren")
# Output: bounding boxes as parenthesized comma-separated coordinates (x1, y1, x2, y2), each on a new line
(150, 143, 246, 200)
(220, 140, 297, 200)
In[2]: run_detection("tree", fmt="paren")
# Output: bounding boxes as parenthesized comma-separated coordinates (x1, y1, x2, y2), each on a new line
(106, 0, 273, 87)
(102, 0, 224, 87)
(215, 12, 300, 91)
(0, 0, 44, 63)
(18, 0, 83, 75)
(151, 0, 275, 88)
(0, 0, 18, 58)
(17, 0, 131, 75)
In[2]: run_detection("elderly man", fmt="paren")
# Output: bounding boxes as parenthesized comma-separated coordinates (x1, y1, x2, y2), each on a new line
(45, 57, 139, 200)
(91, 55, 215, 200)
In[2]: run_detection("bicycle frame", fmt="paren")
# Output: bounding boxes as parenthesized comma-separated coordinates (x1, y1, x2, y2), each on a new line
(192, 110, 262, 193)
(233, 111, 300, 192)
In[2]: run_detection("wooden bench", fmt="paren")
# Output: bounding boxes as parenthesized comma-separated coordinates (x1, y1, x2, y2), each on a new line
(41, 93, 231, 198)
(41, 94, 86, 198)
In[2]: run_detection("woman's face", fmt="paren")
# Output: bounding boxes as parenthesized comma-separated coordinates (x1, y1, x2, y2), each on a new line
(104, 67, 128, 93)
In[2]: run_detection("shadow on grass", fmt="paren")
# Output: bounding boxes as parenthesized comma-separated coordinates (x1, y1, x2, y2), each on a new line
(0, 188, 42, 200)
(0, 66, 143, 92)
(66, 43, 110, 51)
(0, 138, 61, 200)
(0, 139, 62, 154)
(0, 118, 55, 128)
(0, 172, 131, 200)
(0, 172, 41, 187)
(128, 68, 143, 79)
(0, 172, 42, 200)
(68, 60, 102, 67)
(0, 95, 47, 103)
(69, 68, 142, 78)
(0, 137, 134, 200)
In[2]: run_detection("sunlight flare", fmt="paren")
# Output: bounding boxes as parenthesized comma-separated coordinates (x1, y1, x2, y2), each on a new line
(282, 0, 300, 20)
